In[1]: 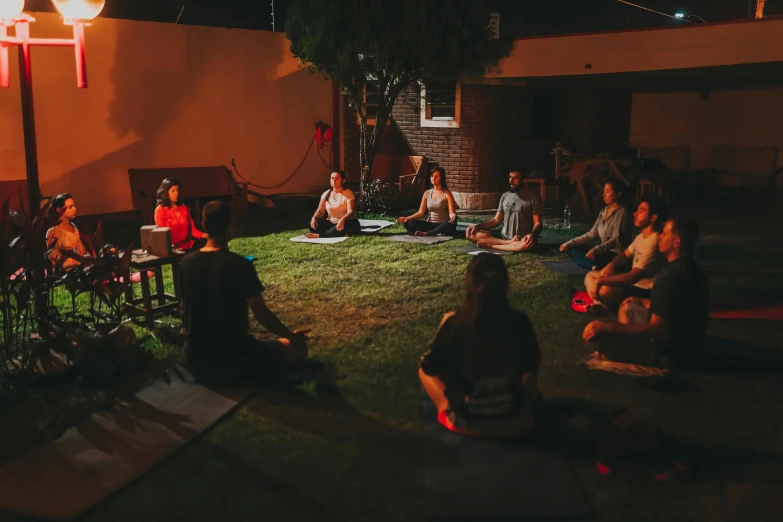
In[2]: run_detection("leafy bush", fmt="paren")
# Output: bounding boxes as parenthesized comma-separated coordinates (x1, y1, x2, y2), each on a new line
(359, 179, 401, 215)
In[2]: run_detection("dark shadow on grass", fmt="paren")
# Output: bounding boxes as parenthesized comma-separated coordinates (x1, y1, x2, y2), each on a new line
(244, 383, 459, 472)
(194, 440, 350, 522)
(519, 397, 783, 486)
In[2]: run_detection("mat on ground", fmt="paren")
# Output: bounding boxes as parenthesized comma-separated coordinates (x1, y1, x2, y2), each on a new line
(542, 260, 591, 276)
(0, 366, 248, 521)
(421, 391, 592, 521)
(358, 219, 394, 233)
(386, 234, 454, 245)
(709, 304, 783, 322)
(290, 234, 349, 244)
(449, 245, 514, 256)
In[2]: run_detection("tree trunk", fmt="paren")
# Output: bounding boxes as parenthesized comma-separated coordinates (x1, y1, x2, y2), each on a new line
(358, 119, 370, 201)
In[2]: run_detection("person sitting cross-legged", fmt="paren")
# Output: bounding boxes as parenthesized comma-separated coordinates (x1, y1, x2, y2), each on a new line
(584, 196, 667, 315)
(465, 170, 543, 252)
(582, 217, 710, 373)
(397, 167, 458, 237)
(308, 170, 361, 238)
(419, 253, 541, 437)
(179, 200, 310, 386)
(559, 180, 631, 270)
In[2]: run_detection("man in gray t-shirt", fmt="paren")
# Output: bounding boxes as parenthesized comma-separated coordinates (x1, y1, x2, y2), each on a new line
(466, 170, 544, 252)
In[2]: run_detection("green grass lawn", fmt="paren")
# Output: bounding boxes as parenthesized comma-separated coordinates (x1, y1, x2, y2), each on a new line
(1, 217, 783, 522)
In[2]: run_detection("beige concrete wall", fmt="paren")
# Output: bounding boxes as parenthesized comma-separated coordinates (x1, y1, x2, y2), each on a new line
(490, 18, 783, 79)
(630, 88, 783, 169)
(0, 13, 333, 215)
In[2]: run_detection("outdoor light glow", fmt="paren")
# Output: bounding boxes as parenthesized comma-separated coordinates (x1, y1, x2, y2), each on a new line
(674, 12, 684, 18)
(51, 0, 105, 21)
(0, 0, 25, 21)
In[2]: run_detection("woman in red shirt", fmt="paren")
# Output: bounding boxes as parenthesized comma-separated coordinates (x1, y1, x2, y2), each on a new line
(154, 178, 207, 250)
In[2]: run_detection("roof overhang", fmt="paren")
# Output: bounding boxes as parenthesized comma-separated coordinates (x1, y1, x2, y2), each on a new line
(486, 17, 783, 82)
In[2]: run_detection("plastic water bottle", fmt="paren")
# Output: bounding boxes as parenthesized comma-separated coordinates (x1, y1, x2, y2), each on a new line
(563, 206, 571, 229)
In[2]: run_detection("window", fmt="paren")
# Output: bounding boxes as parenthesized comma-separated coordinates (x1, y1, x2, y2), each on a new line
(421, 82, 460, 128)
(357, 78, 391, 126)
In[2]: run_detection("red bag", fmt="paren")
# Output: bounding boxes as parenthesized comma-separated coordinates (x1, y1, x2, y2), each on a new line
(570, 289, 594, 313)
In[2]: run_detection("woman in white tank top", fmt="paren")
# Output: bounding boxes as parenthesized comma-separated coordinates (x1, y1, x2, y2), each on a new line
(308, 170, 361, 238)
(398, 167, 458, 237)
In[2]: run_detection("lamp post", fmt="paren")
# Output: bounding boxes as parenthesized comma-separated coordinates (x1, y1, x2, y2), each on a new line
(0, 0, 105, 215)
(0, 0, 104, 329)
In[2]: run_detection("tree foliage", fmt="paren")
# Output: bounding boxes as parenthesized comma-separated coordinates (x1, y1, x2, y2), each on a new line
(286, 0, 511, 197)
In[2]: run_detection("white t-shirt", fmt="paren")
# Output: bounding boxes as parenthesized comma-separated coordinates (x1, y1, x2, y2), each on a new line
(627, 231, 662, 289)
(321, 189, 355, 223)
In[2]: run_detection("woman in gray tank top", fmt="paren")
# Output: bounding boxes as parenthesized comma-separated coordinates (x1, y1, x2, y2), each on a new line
(398, 167, 458, 236)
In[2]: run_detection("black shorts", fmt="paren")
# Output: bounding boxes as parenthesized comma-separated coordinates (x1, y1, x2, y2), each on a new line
(625, 285, 652, 299)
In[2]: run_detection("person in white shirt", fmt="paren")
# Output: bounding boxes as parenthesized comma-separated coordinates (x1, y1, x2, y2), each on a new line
(308, 170, 361, 238)
(584, 196, 667, 314)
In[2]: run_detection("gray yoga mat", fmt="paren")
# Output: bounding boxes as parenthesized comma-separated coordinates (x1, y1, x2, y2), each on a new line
(358, 219, 394, 233)
(422, 392, 593, 521)
(386, 234, 454, 245)
(449, 245, 515, 256)
(541, 260, 591, 276)
(0, 367, 247, 521)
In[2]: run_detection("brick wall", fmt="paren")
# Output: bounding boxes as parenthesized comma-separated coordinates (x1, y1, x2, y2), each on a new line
(343, 84, 524, 196)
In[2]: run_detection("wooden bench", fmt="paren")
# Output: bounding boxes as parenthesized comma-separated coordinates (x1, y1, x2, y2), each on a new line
(128, 166, 248, 226)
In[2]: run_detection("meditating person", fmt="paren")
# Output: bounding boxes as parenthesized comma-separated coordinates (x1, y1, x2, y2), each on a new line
(582, 216, 709, 372)
(419, 253, 541, 437)
(397, 167, 458, 237)
(465, 170, 543, 252)
(584, 196, 667, 314)
(46, 193, 88, 270)
(559, 179, 631, 270)
(154, 178, 207, 251)
(179, 201, 310, 385)
(308, 170, 361, 238)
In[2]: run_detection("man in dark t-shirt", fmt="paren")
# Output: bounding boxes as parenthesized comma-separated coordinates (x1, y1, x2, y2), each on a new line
(583, 216, 709, 369)
(179, 201, 309, 384)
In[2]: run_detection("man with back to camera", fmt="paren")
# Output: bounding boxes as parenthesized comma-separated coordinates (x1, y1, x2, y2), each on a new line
(179, 201, 310, 385)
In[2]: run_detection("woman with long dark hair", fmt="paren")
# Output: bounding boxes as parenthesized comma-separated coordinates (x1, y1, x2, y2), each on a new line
(560, 179, 631, 270)
(154, 178, 207, 250)
(397, 167, 458, 237)
(308, 170, 361, 238)
(46, 192, 88, 269)
(419, 253, 541, 437)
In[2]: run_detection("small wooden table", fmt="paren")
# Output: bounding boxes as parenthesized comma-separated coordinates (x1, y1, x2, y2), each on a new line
(124, 249, 185, 326)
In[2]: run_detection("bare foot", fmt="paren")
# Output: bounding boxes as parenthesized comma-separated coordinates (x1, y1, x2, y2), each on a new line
(414, 231, 428, 237)
(587, 303, 609, 316)
(476, 241, 493, 249)
(306, 233, 320, 239)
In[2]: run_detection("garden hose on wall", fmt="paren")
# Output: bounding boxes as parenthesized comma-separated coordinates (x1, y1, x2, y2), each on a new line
(230, 124, 333, 190)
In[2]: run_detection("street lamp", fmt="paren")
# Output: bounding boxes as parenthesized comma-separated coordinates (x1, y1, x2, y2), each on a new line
(0, 0, 104, 327)
(0, 0, 105, 214)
